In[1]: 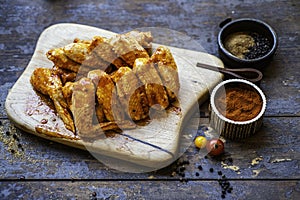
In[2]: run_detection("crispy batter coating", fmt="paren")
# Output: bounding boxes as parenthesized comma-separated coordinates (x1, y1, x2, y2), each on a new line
(82, 51, 111, 72)
(88, 36, 105, 51)
(52, 65, 77, 85)
(123, 31, 153, 55)
(88, 69, 125, 122)
(111, 67, 149, 121)
(34, 31, 181, 139)
(109, 35, 149, 67)
(62, 81, 74, 108)
(89, 36, 127, 69)
(150, 46, 180, 102)
(30, 68, 75, 132)
(71, 77, 102, 138)
(71, 77, 135, 140)
(63, 42, 90, 64)
(47, 48, 81, 72)
(133, 58, 169, 110)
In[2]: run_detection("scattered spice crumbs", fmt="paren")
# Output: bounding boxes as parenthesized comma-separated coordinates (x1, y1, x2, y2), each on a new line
(0, 123, 24, 157)
(251, 156, 263, 166)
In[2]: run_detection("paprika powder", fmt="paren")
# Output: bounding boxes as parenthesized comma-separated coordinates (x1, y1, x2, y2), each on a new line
(215, 84, 263, 122)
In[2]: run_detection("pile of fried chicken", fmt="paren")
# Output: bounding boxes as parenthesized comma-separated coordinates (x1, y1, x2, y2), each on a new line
(30, 30, 180, 139)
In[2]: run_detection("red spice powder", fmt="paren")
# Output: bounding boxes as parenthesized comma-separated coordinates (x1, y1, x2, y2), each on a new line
(215, 86, 263, 122)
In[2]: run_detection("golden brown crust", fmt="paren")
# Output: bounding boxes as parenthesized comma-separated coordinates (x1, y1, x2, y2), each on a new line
(88, 70, 125, 122)
(47, 48, 81, 72)
(123, 30, 153, 55)
(31, 68, 75, 132)
(63, 42, 90, 64)
(62, 81, 74, 108)
(52, 65, 77, 85)
(32, 31, 181, 140)
(81, 51, 110, 71)
(111, 67, 149, 121)
(71, 77, 102, 137)
(133, 58, 169, 110)
(150, 46, 180, 102)
(109, 35, 149, 67)
(90, 36, 127, 69)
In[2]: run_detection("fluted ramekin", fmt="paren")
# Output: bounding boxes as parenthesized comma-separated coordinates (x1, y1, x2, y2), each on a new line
(210, 79, 267, 140)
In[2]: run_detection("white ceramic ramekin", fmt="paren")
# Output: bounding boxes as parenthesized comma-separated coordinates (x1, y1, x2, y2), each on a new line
(210, 79, 267, 140)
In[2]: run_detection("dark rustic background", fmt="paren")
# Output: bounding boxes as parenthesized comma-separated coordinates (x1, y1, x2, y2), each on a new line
(0, 0, 299, 199)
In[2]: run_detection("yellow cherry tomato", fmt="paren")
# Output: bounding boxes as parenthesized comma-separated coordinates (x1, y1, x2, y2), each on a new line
(194, 136, 207, 149)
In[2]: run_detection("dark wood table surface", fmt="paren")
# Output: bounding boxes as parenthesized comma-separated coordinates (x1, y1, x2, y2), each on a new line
(1, 0, 299, 199)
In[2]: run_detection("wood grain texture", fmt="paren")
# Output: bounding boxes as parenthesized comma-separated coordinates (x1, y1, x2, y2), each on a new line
(1, 117, 299, 179)
(0, 180, 299, 200)
(5, 23, 223, 170)
(0, 0, 299, 199)
(0, 0, 299, 117)
(0, 0, 300, 117)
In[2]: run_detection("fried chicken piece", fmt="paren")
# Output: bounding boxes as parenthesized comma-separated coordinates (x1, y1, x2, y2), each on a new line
(63, 42, 90, 64)
(81, 49, 112, 76)
(82, 51, 111, 72)
(47, 48, 81, 72)
(62, 81, 74, 108)
(133, 58, 169, 110)
(88, 36, 105, 51)
(71, 77, 104, 138)
(89, 36, 127, 69)
(111, 67, 149, 121)
(62, 80, 106, 123)
(52, 65, 77, 85)
(150, 46, 180, 102)
(123, 31, 153, 55)
(87, 69, 125, 122)
(30, 68, 75, 132)
(49, 40, 113, 77)
(71, 77, 135, 140)
(109, 34, 149, 67)
(80, 37, 113, 73)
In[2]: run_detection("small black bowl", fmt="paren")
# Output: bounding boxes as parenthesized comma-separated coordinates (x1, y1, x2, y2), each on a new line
(218, 18, 278, 69)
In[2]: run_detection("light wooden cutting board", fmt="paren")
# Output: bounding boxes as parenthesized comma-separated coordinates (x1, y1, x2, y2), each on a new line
(5, 23, 223, 171)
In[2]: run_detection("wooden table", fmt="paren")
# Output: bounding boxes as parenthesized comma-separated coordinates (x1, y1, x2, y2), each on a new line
(0, 0, 299, 199)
